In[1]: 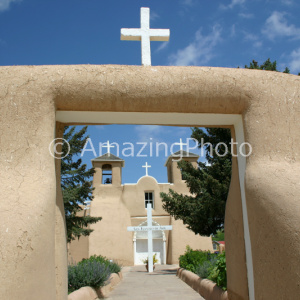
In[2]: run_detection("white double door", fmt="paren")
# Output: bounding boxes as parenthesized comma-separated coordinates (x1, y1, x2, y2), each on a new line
(135, 238, 164, 265)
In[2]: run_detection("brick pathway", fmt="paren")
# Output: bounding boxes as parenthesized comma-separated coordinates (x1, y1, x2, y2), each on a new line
(107, 265, 204, 300)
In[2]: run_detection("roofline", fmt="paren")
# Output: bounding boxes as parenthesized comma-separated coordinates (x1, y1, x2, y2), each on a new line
(164, 152, 199, 166)
(91, 158, 125, 167)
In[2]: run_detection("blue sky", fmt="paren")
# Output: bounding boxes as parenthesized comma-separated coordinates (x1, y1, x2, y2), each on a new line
(1, 0, 300, 183)
(79, 125, 200, 184)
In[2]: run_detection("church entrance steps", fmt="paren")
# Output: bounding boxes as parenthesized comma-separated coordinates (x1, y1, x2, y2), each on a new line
(107, 264, 204, 300)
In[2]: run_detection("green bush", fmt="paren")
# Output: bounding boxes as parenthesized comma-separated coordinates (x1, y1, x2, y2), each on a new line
(68, 255, 122, 293)
(195, 256, 218, 278)
(179, 246, 214, 273)
(208, 252, 227, 290)
(79, 255, 121, 274)
(68, 260, 111, 293)
(179, 246, 227, 290)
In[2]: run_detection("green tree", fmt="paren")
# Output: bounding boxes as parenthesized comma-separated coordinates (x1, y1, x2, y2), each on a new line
(245, 58, 277, 71)
(245, 58, 294, 74)
(61, 126, 102, 243)
(161, 128, 231, 236)
(212, 229, 225, 242)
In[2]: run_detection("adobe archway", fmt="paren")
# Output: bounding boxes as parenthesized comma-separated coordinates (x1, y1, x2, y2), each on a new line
(0, 65, 299, 300)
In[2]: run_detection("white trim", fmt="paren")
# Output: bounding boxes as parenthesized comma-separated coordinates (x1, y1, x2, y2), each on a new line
(56, 111, 255, 299)
(235, 118, 255, 300)
(133, 239, 137, 265)
(122, 182, 171, 186)
(163, 240, 167, 265)
(56, 111, 241, 126)
(131, 216, 170, 220)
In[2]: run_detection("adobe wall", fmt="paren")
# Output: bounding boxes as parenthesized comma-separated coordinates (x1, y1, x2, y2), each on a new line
(0, 65, 299, 300)
(0, 67, 58, 299)
(67, 209, 89, 264)
(89, 184, 133, 266)
(122, 176, 171, 216)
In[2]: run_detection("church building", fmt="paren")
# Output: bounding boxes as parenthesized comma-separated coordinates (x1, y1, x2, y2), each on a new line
(68, 151, 213, 266)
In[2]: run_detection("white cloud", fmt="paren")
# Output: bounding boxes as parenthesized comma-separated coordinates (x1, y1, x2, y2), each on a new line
(281, 0, 294, 6)
(169, 25, 222, 66)
(95, 125, 105, 131)
(243, 32, 263, 48)
(244, 33, 257, 41)
(253, 41, 262, 48)
(262, 11, 300, 40)
(239, 12, 254, 19)
(220, 0, 246, 10)
(0, 0, 21, 12)
(288, 48, 300, 73)
(181, 0, 196, 6)
(230, 24, 236, 37)
(150, 11, 159, 21)
(155, 41, 169, 53)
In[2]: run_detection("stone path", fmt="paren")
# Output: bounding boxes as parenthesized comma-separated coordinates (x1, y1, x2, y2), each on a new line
(107, 265, 204, 300)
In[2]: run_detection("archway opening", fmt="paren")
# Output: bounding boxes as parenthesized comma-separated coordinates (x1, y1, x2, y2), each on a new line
(57, 111, 252, 300)
(102, 164, 112, 184)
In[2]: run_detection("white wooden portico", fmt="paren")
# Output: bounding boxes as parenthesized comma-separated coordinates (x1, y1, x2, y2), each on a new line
(128, 203, 172, 272)
(132, 219, 167, 266)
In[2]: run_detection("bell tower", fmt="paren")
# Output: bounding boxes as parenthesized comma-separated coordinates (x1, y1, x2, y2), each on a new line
(92, 153, 125, 186)
(165, 150, 199, 185)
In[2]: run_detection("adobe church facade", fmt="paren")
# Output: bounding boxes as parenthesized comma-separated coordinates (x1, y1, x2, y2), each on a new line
(68, 150, 213, 265)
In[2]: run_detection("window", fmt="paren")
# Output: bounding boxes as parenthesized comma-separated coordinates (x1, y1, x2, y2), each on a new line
(102, 164, 112, 184)
(145, 192, 154, 208)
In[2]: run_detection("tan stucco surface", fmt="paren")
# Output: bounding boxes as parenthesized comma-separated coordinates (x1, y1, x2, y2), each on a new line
(67, 208, 89, 265)
(0, 65, 299, 300)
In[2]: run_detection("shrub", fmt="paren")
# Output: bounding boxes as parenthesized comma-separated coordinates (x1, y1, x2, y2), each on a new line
(208, 251, 227, 290)
(179, 246, 227, 290)
(68, 255, 122, 293)
(68, 260, 111, 293)
(195, 256, 218, 278)
(79, 255, 121, 274)
(179, 245, 214, 273)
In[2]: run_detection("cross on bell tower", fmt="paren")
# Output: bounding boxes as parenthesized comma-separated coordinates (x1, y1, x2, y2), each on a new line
(102, 140, 115, 156)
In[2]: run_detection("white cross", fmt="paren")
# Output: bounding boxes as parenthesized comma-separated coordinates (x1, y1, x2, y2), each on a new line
(172, 138, 188, 162)
(121, 7, 170, 66)
(102, 140, 115, 156)
(142, 162, 151, 176)
(127, 203, 172, 273)
(178, 138, 186, 151)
